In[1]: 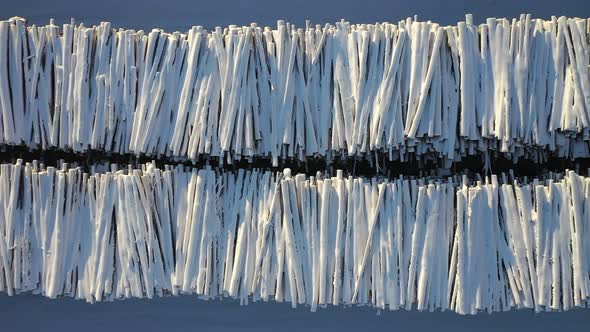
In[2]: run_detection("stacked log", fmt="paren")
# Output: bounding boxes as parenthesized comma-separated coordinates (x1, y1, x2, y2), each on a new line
(0, 160, 589, 313)
(0, 15, 589, 165)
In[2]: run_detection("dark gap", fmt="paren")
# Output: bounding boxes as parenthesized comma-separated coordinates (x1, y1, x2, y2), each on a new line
(0, 144, 589, 178)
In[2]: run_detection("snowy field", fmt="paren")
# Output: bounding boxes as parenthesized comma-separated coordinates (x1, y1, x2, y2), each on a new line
(6, 0, 590, 32)
(1, 293, 589, 332)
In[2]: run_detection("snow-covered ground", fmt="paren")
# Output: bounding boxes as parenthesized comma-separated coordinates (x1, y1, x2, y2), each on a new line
(5, 0, 590, 32)
(1, 293, 589, 332)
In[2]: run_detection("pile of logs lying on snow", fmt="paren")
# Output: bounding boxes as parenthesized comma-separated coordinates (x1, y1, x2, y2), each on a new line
(1, 14, 590, 314)
(0, 15, 590, 165)
(0, 160, 589, 314)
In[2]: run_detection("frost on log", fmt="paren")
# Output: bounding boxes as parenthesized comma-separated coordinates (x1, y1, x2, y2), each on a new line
(0, 160, 589, 314)
(0, 14, 590, 314)
(0, 15, 589, 165)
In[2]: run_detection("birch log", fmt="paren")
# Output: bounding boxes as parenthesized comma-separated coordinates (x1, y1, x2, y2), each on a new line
(0, 160, 588, 314)
(0, 15, 590, 164)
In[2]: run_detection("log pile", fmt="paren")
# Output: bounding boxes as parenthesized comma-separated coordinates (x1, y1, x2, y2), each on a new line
(1, 14, 590, 314)
(0, 160, 589, 313)
(0, 15, 589, 165)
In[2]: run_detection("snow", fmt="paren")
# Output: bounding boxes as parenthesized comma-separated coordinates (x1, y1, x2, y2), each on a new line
(1, 292, 588, 332)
